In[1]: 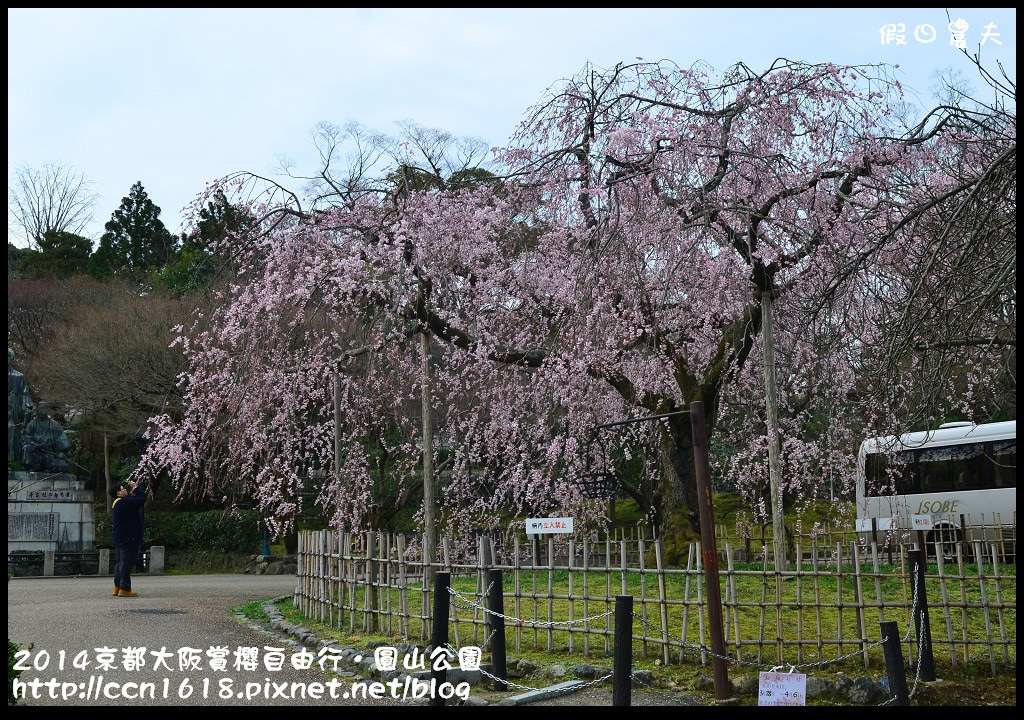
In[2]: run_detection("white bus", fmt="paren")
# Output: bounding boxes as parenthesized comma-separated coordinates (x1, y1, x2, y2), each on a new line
(856, 420, 1016, 560)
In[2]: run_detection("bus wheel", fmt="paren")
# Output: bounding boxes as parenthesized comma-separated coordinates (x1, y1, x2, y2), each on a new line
(928, 528, 962, 562)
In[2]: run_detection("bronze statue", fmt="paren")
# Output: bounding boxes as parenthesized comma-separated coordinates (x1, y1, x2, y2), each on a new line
(21, 402, 71, 473)
(8, 347, 33, 464)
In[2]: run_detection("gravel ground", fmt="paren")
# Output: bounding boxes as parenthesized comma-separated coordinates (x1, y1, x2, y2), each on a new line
(8, 574, 399, 707)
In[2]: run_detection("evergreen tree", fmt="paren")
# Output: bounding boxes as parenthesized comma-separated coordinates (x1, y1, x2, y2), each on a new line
(91, 181, 177, 278)
(19, 229, 93, 276)
(157, 189, 256, 295)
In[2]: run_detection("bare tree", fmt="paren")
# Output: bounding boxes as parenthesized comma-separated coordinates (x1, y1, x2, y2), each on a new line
(30, 286, 189, 436)
(859, 51, 1016, 431)
(8, 162, 100, 249)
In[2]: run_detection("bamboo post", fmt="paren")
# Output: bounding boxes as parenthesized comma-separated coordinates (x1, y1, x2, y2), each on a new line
(995, 513, 1005, 562)
(347, 533, 356, 634)
(568, 539, 575, 654)
(681, 544, 694, 663)
(295, 531, 302, 615)
(335, 531, 343, 630)
(312, 531, 320, 622)
(956, 542, 969, 663)
(974, 541, 996, 674)
(384, 533, 392, 636)
(812, 538, 823, 662)
(836, 542, 844, 660)
(639, 538, 648, 658)
(422, 532, 431, 642)
(514, 536, 522, 653)
(695, 541, 707, 666)
(531, 536, 540, 650)
(398, 534, 410, 640)
(960, 513, 969, 565)
(774, 543, 783, 664)
(655, 540, 670, 666)
(795, 540, 803, 664)
(852, 541, 869, 668)
(582, 540, 590, 658)
(935, 542, 956, 668)
(326, 531, 334, 628)
(758, 543, 768, 663)
(442, 538, 461, 649)
(605, 537, 612, 654)
(474, 537, 485, 646)
(547, 536, 555, 651)
(990, 544, 1009, 666)
(620, 539, 628, 596)
(726, 542, 741, 660)
(363, 531, 374, 632)
(871, 541, 885, 630)
(322, 530, 329, 624)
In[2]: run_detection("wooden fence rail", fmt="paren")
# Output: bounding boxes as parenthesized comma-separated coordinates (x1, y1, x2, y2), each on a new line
(295, 527, 1016, 674)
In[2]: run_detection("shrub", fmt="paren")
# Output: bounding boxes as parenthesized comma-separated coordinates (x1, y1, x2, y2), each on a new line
(8, 639, 23, 706)
(141, 509, 263, 554)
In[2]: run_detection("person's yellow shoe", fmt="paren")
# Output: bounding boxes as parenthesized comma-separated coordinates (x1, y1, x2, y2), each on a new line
(113, 585, 120, 596)
(118, 589, 139, 597)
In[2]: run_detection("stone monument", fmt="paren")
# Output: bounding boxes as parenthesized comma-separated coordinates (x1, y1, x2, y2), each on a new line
(8, 347, 33, 464)
(21, 402, 72, 473)
(7, 348, 94, 551)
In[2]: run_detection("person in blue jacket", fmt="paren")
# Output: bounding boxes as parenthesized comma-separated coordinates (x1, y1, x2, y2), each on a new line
(109, 480, 148, 597)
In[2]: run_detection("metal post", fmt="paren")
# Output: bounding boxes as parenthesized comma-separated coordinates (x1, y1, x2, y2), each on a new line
(908, 550, 936, 681)
(690, 401, 730, 700)
(613, 595, 633, 707)
(430, 571, 451, 707)
(488, 568, 508, 690)
(879, 621, 909, 706)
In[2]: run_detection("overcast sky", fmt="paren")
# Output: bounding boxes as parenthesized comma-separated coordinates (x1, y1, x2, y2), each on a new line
(7, 8, 1016, 247)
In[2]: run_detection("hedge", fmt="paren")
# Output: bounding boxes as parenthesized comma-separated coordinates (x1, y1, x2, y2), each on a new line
(123, 509, 263, 555)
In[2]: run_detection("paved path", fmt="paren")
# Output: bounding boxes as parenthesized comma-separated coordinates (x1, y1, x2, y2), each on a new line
(7, 574, 398, 707)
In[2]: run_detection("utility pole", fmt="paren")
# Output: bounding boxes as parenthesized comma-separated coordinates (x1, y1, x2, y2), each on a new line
(333, 369, 343, 490)
(590, 406, 730, 699)
(760, 288, 786, 570)
(420, 330, 437, 586)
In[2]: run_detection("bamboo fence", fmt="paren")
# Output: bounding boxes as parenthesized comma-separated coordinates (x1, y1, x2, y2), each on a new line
(294, 517, 1016, 674)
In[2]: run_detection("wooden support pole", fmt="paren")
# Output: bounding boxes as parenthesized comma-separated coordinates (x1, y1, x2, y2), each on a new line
(613, 595, 633, 707)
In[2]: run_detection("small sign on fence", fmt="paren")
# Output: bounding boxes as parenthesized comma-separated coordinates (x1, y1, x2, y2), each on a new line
(524, 517, 574, 534)
(911, 514, 934, 531)
(758, 671, 806, 706)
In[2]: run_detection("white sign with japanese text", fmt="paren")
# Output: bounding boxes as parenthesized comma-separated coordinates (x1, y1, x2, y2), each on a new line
(524, 517, 574, 534)
(758, 671, 806, 706)
(911, 514, 934, 531)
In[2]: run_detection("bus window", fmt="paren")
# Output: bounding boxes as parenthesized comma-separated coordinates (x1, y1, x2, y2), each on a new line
(919, 446, 956, 492)
(950, 443, 986, 490)
(992, 441, 1016, 488)
(865, 450, 916, 496)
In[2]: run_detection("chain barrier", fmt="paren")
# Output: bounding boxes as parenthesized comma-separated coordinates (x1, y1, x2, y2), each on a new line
(628, 611, 888, 672)
(448, 585, 614, 628)
(903, 562, 926, 702)
(441, 642, 613, 695)
(445, 558, 928, 706)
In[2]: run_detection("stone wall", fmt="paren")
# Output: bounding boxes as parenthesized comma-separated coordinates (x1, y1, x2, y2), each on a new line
(8, 471, 95, 551)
